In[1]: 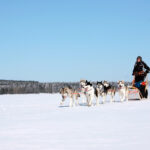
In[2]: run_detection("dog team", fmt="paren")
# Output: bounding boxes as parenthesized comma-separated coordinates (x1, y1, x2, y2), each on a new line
(60, 80, 129, 107)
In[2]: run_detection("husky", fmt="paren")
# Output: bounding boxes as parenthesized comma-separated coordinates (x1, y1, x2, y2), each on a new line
(60, 86, 80, 107)
(80, 80, 95, 106)
(95, 81, 106, 104)
(79, 79, 87, 104)
(118, 81, 129, 102)
(102, 81, 116, 102)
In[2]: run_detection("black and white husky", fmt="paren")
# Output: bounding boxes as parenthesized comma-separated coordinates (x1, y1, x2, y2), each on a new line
(95, 81, 106, 104)
(80, 80, 95, 106)
(96, 81, 116, 103)
(118, 81, 129, 102)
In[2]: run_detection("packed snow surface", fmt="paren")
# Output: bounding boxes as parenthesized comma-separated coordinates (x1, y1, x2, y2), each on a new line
(0, 92, 150, 150)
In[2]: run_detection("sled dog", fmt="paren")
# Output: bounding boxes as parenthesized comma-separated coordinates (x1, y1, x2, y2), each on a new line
(95, 81, 106, 104)
(60, 86, 80, 107)
(102, 81, 116, 102)
(80, 80, 95, 106)
(118, 81, 128, 102)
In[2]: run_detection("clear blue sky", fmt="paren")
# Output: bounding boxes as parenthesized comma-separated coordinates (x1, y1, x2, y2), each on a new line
(0, 0, 150, 82)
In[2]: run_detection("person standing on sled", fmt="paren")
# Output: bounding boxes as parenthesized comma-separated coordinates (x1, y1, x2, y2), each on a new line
(132, 56, 150, 98)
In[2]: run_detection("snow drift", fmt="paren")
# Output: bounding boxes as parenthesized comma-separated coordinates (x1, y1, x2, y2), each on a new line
(0, 92, 150, 150)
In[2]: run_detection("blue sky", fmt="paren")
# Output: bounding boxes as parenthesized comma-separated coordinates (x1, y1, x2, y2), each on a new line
(0, 0, 150, 82)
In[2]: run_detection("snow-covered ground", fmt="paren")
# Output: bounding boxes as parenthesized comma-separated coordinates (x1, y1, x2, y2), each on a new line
(0, 91, 150, 150)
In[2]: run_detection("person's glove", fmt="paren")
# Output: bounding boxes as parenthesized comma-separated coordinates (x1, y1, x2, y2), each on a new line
(146, 70, 150, 73)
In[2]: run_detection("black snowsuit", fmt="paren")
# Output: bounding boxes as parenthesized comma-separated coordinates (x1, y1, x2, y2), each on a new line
(132, 61, 150, 98)
(133, 61, 150, 75)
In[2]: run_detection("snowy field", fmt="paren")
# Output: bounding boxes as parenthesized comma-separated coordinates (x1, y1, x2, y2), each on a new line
(0, 91, 150, 150)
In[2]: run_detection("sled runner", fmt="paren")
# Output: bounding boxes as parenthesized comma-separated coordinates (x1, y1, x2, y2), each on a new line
(128, 75, 148, 100)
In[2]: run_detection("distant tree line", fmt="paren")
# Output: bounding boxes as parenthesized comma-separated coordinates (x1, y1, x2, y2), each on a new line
(0, 80, 80, 94)
(0, 80, 133, 94)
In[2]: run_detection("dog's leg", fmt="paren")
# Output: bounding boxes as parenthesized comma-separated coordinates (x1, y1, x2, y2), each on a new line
(91, 94, 94, 106)
(119, 92, 123, 102)
(121, 97, 125, 102)
(72, 97, 75, 107)
(82, 94, 86, 104)
(111, 93, 115, 102)
(123, 92, 126, 102)
(122, 90, 126, 102)
(76, 99, 79, 106)
(120, 93, 122, 102)
(80, 92, 85, 104)
(87, 95, 92, 107)
(113, 96, 115, 102)
(87, 95, 91, 106)
(119, 95, 122, 102)
(126, 90, 129, 101)
(69, 97, 74, 107)
(88, 95, 93, 107)
(110, 94, 114, 103)
(69, 98, 72, 107)
(120, 93, 124, 102)
(86, 95, 89, 106)
(121, 97, 124, 102)
(75, 95, 79, 106)
(60, 97, 65, 105)
(72, 94, 76, 107)
(102, 94, 106, 104)
(96, 96, 99, 106)
(89, 97, 91, 106)
(81, 88, 86, 104)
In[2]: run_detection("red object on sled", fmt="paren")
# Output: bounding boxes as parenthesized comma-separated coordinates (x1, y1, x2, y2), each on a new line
(141, 82, 146, 86)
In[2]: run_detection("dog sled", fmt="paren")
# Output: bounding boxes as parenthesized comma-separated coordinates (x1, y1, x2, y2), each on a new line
(128, 75, 148, 100)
